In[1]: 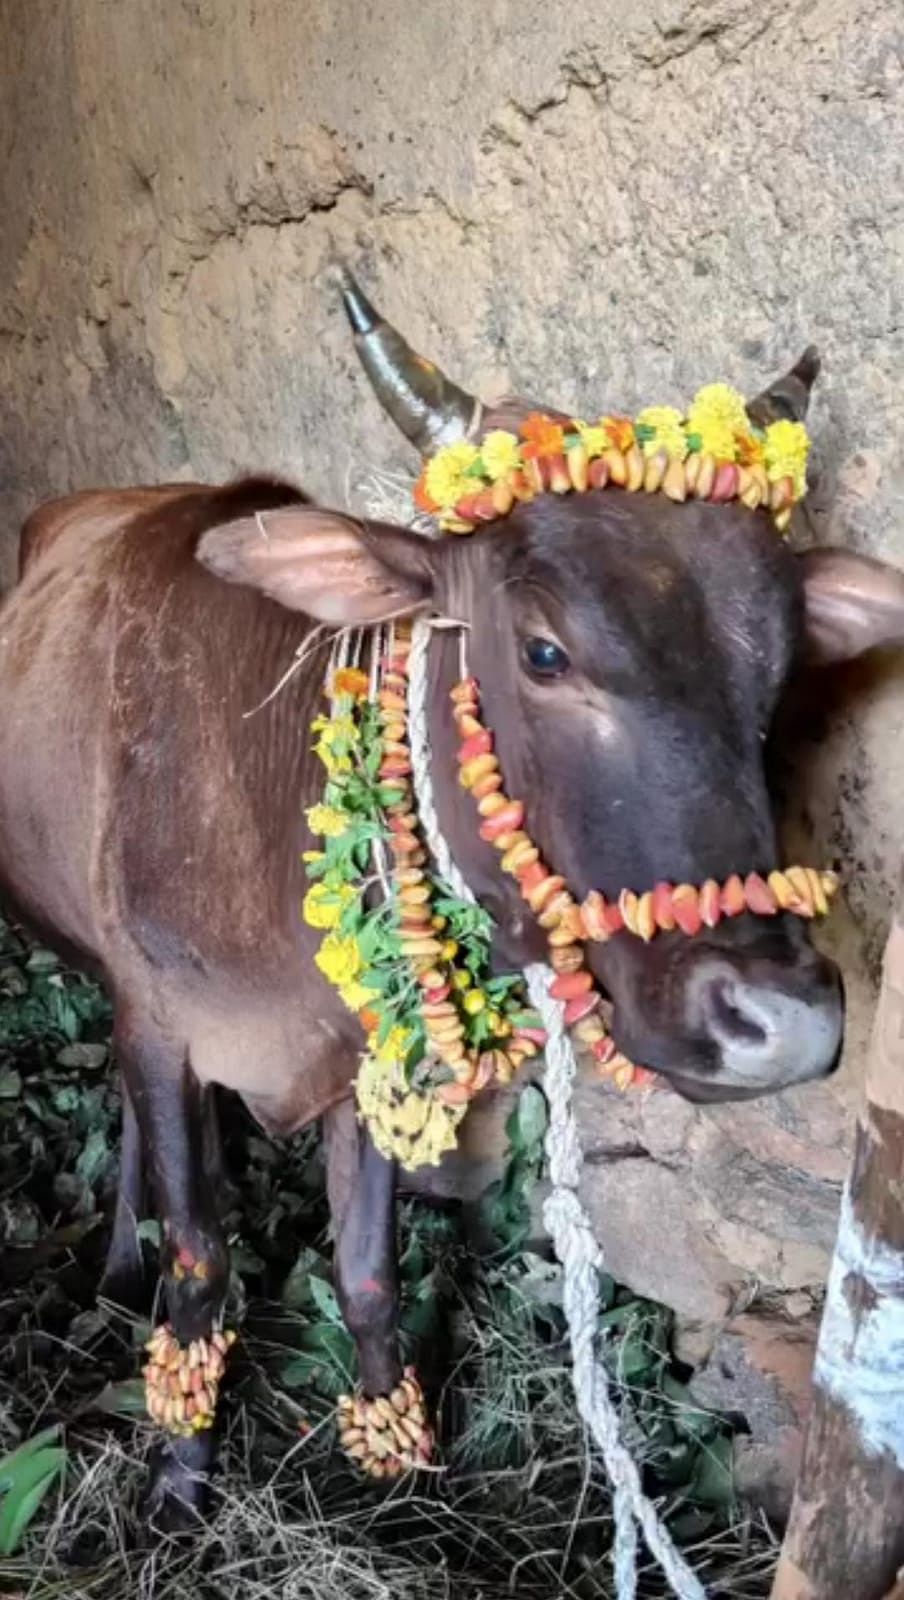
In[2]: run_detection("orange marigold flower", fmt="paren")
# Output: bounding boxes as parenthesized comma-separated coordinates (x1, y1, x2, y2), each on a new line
(331, 667, 370, 699)
(735, 431, 765, 467)
(413, 472, 440, 513)
(602, 415, 636, 453)
(519, 412, 566, 459)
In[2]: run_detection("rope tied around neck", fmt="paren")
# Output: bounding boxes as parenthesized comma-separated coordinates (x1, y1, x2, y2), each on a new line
(407, 615, 708, 1600)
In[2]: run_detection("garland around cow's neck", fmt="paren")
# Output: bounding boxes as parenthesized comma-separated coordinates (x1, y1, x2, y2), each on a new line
(304, 627, 837, 1173)
(413, 383, 810, 534)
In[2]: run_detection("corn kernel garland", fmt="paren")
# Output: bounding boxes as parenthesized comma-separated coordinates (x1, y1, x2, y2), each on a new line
(306, 634, 841, 1134)
(143, 1324, 237, 1438)
(304, 626, 549, 1172)
(451, 671, 840, 1088)
(414, 385, 811, 535)
(337, 1365, 433, 1477)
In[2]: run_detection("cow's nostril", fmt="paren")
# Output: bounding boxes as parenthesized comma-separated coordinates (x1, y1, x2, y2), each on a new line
(705, 978, 770, 1049)
(687, 953, 844, 1089)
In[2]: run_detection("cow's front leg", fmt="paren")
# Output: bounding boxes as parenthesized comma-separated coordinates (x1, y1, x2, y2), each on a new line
(325, 1100, 433, 1478)
(97, 1081, 146, 1312)
(116, 1008, 233, 1527)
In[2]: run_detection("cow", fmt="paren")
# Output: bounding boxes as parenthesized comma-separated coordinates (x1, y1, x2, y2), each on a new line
(1, 267, 904, 1522)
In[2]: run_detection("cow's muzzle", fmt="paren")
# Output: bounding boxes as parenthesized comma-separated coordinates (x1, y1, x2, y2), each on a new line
(594, 923, 844, 1099)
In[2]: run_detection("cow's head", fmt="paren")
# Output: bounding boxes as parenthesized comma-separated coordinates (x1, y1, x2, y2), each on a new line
(199, 271, 904, 1102)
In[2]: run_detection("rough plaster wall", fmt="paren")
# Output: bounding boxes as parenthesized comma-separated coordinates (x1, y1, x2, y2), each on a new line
(1, 1, 903, 1325)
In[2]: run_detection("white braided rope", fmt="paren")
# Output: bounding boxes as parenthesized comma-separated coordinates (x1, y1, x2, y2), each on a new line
(406, 615, 707, 1600)
(406, 617, 474, 903)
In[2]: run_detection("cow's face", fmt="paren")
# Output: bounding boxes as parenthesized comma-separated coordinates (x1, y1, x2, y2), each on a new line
(200, 492, 904, 1102)
(429, 489, 841, 1100)
(198, 272, 904, 1100)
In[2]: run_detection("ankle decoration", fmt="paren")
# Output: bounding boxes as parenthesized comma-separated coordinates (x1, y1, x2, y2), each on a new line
(337, 1366, 433, 1477)
(143, 1323, 237, 1437)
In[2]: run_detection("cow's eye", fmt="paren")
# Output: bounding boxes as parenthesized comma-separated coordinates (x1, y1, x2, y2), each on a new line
(522, 636, 570, 677)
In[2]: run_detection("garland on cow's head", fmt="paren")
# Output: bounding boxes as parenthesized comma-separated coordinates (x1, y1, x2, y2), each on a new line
(304, 621, 839, 1173)
(413, 383, 810, 534)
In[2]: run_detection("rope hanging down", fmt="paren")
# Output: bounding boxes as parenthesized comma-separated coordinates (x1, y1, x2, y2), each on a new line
(406, 614, 708, 1600)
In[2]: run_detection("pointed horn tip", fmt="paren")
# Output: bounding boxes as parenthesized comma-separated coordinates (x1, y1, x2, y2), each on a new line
(328, 261, 378, 335)
(795, 345, 821, 385)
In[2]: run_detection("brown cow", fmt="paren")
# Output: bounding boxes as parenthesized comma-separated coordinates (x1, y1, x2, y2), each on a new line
(2, 269, 904, 1520)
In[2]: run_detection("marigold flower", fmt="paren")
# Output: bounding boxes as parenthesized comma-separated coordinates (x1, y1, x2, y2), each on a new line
(519, 413, 566, 459)
(305, 803, 348, 839)
(374, 1024, 417, 1066)
(330, 667, 370, 700)
(735, 431, 765, 467)
(574, 420, 610, 458)
(311, 712, 357, 775)
(635, 405, 687, 460)
(686, 383, 749, 461)
(413, 473, 440, 514)
(314, 931, 363, 988)
(422, 441, 481, 510)
(339, 979, 380, 1012)
(763, 418, 810, 498)
(601, 415, 636, 453)
(479, 430, 521, 481)
(303, 882, 355, 930)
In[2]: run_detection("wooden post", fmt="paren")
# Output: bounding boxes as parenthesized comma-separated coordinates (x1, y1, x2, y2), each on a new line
(771, 883, 904, 1600)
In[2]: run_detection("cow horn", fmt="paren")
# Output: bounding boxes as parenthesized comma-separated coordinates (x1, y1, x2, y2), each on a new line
(747, 345, 821, 428)
(336, 264, 481, 454)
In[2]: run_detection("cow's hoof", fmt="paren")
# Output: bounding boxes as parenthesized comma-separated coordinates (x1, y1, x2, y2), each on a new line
(337, 1365, 434, 1478)
(141, 1434, 214, 1532)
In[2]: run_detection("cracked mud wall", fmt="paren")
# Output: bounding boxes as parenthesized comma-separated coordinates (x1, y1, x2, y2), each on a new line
(2, 0, 903, 1338)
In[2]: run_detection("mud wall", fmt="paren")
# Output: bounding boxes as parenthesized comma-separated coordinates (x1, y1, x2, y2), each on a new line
(2, 0, 903, 1435)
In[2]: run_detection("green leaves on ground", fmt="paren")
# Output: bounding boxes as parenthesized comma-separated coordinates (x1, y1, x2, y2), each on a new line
(0, 1427, 66, 1554)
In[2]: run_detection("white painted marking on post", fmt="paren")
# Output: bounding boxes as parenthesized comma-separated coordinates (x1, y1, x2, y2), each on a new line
(813, 1183, 904, 1467)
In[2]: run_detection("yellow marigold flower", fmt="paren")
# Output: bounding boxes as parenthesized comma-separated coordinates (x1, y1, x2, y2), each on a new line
(313, 714, 357, 749)
(314, 931, 363, 989)
(423, 441, 481, 510)
(480, 430, 521, 482)
(574, 420, 610, 458)
(374, 1024, 416, 1066)
(302, 849, 325, 865)
(303, 883, 354, 931)
(311, 712, 357, 775)
(687, 383, 750, 461)
(635, 405, 687, 461)
(763, 419, 810, 498)
(305, 803, 348, 839)
(339, 978, 379, 1012)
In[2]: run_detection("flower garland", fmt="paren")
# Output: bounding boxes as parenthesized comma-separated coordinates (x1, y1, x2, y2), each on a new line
(448, 671, 839, 1086)
(305, 378, 827, 1169)
(304, 631, 547, 1171)
(413, 383, 810, 534)
(305, 633, 839, 1169)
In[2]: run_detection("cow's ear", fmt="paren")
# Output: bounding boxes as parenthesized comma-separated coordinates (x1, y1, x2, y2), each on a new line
(197, 507, 436, 623)
(799, 547, 904, 665)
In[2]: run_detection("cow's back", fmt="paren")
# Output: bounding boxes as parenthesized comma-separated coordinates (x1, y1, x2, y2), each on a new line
(0, 479, 360, 1129)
